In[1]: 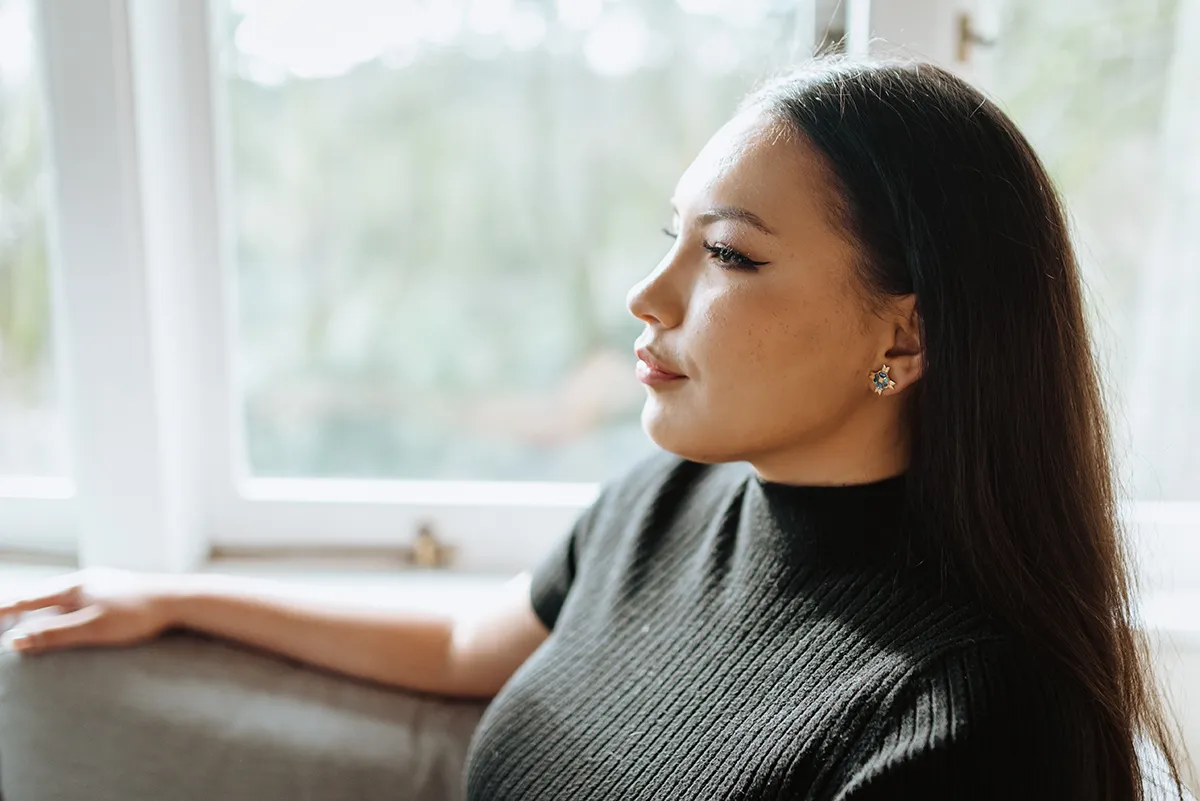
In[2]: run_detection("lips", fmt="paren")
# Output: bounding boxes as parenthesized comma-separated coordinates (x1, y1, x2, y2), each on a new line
(635, 346, 686, 380)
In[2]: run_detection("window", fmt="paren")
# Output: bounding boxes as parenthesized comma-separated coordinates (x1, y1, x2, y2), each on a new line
(1, 0, 1194, 589)
(974, 0, 1198, 502)
(215, 0, 831, 484)
(0, 0, 65, 481)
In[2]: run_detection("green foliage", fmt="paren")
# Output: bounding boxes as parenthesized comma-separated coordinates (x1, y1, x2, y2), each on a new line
(0, 44, 51, 398)
(224, 3, 807, 480)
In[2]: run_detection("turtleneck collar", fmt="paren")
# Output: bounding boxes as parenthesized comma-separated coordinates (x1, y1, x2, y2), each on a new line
(743, 467, 924, 570)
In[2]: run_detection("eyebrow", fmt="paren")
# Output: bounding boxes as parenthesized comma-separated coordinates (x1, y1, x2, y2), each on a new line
(672, 203, 777, 236)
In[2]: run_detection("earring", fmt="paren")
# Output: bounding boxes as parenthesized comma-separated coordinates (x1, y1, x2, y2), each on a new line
(868, 364, 897, 395)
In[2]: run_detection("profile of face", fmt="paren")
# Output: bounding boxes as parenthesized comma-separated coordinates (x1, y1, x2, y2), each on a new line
(625, 106, 922, 483)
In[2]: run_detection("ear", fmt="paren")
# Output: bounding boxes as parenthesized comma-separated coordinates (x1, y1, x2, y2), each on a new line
(879, 294, 922, 391)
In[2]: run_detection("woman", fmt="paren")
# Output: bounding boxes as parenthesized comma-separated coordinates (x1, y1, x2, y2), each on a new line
(0, 57, 1190, 799)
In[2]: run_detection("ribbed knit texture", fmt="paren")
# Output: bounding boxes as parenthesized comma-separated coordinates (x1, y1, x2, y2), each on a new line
(463, 450, 1101, 800)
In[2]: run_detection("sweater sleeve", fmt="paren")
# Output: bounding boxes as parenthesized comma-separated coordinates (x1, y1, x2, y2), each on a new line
(528, 476, 621, 631)
(832, 639, 1103, 801)
(528, 502, 592, 632)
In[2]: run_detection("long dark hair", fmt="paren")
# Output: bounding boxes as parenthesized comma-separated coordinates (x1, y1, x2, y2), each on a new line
(742, 58, 1190, 800)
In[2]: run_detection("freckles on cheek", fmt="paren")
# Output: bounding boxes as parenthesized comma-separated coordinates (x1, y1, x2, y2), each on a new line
(697, 292, 768, 371)
(753, 300, 849, 386)
(753, 294, 812, 363)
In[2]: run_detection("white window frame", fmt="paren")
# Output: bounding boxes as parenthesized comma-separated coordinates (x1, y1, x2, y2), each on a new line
(1, 0, 600, 574)
(0, 0, 1197, 595)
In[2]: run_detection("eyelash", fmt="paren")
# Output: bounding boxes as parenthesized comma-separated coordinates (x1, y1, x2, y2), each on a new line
(660, 227, 767, 271)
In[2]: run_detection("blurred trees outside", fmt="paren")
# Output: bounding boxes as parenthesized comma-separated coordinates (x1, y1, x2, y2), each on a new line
(0, 0, 59, 476)
(221, 0, 813, 482)
(1, 0, 1195, 496)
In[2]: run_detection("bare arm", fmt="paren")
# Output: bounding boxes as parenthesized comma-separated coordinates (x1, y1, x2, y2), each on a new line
(162, 571, 550, 701)
(445, 571, 551, 698)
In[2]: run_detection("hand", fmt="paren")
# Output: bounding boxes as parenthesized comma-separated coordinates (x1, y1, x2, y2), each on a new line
(0, 566, 183, 656)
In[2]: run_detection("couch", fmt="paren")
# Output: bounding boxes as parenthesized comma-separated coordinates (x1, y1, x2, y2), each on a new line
(0, 630, 489, 801)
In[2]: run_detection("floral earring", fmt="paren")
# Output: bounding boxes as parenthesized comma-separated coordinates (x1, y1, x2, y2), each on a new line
(868, 364, 897, 395)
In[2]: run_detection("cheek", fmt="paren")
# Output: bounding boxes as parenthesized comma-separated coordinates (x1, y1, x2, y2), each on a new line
(639, 278, 868, 461)
(699, 283, 864, 426)
(702, 284, 835, 389)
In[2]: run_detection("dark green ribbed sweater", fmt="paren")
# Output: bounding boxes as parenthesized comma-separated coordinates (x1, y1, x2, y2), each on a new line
(463, 450, 1100, 799)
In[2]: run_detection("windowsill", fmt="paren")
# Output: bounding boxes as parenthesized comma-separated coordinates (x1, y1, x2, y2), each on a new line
(196, 557, 512, 613)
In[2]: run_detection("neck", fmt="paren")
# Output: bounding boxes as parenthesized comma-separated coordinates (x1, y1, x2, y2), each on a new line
(746, 402, 911, 485)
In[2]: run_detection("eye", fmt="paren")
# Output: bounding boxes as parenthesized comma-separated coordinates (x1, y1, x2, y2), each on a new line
(702, 240, 768, 271)
(661, 225, 679, 239)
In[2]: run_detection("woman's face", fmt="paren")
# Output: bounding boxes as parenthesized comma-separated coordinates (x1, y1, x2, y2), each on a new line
(626, 107, 920, 482)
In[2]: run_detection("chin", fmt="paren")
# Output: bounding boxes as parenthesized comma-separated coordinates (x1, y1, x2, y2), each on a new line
(640, 402, 731, 465)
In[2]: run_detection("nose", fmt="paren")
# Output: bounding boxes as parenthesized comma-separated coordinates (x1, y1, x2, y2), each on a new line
(626, 249, 685, 329)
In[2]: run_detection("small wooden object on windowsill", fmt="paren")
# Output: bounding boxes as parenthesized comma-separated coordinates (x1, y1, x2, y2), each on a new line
(405, 522, 457, 569)
(956, 12, 997, 63)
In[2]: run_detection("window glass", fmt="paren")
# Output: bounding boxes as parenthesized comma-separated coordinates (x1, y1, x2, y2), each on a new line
(978, 0, 1197, 500)
(217, 0, 831, 481)
(0, 0, 65, 478)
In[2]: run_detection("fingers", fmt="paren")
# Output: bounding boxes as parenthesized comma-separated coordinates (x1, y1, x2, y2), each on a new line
(0, 576, 82, 619)
(1, 605, 104, 655)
